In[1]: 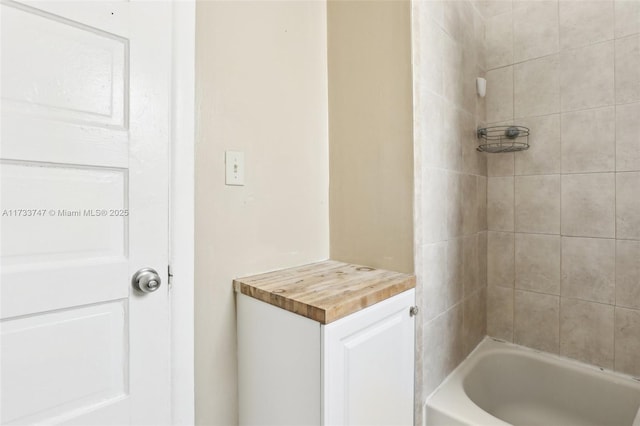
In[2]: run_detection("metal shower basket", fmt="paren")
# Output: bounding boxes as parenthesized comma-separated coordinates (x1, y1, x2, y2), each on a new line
(477, 125, 530, 153)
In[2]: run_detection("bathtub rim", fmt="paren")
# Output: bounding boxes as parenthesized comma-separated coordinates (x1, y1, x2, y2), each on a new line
(424, 337, 640, 426)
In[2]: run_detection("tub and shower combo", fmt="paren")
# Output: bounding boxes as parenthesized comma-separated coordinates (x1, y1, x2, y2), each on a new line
(426, 339, 640, 426)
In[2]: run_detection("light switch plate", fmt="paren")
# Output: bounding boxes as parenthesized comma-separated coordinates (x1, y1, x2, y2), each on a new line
(225, 151, 245, 186)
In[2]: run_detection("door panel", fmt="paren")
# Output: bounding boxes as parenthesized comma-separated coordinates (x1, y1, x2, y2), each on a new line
(1, 300, 127, 424)
(0, 0, 171, 424)
(1, 163, 127, 262)
(1, 3, 127, 128)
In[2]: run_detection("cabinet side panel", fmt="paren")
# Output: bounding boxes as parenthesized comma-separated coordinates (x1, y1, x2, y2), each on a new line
(237, 293, 321, 425)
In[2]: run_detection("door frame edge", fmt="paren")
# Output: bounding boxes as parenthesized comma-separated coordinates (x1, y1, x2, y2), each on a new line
(170, 1, 196, 424)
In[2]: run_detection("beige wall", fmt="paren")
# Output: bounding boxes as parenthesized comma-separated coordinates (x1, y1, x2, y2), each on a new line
(327, 0, 415, 275)
(484, 0, 640, 377)
(411, 1, 488, 421)
(195, 2, 329, 424)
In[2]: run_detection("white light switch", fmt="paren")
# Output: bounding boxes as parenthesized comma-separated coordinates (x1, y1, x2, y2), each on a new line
(225, 151, 245, 186)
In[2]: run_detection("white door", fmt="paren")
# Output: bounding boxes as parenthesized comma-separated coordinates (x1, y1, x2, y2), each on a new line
(323, 289, 415, 426)
(0, 0, 172, 424)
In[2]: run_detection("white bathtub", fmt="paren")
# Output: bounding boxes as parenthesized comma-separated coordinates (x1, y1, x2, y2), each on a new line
(426, 338, 640, 426)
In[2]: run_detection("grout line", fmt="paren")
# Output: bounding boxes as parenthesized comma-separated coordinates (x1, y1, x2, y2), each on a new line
(423, 165, 490, 179)
(511, 66, 517, 346)
(489, 169, 640, 178)
(485, 35, 632, 74)
(614, 99, 640, 108)
(558, 0, 564, 351)
(488, 229, 635, 242)
(613, 0, 618, 367)
(485, 99, 640, 130)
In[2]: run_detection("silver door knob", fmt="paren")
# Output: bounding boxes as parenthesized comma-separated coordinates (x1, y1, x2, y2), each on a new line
(132, 267, 162, 293)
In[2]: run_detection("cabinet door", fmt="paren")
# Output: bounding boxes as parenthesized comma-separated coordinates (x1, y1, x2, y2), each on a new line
(322, 289, 415, 426)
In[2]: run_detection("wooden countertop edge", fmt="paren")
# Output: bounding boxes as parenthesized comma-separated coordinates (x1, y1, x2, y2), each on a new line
(233, 269, 416, 325)
(321, 277, 416, 323)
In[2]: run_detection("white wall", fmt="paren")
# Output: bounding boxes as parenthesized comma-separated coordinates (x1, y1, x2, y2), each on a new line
(195, 2, 329, 424)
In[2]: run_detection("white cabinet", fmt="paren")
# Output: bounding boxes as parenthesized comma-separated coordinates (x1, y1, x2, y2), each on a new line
(237, 288, 415, 426)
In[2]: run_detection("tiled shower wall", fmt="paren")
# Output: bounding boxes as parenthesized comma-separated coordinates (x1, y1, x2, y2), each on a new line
(412, 1, 488, 421)
(484, 0, 640, 377)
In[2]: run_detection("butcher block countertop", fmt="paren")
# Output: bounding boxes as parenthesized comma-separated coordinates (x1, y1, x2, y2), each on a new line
(233, 260, 416, 324)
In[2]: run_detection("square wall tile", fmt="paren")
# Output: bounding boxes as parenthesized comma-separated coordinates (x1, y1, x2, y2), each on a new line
(448, 171, 466, 239)
(615, 0, 640, 38)
(486, 67, 514, 123)
(616, 103, 640, 172)
(615, 34, 640, 105)
(443, 0, 474, 43)
(463, 234, 481, 296)
(485, 11, 513, 69)
(477, 177, 488, 232)
(422, 168, 448, 244)
(450, 237, 466, 300)
(420, 94, 445, 169)
(515, 290, 560, 353)
(560, 298, 615, 369)
(616, 240, 640, 310)
(561, 237, 616, 304)
(478, 231, 488, 288)
(442, 134, 461, 175)
(487, 285, 514, 341)
(462, 37, 481, 115)
(515, 175, 561, 234)
(462, 174, 479, 235)
(473, 8, 487, 73)
(422, 305, 464, 396)
(488, 153, 515, 177)
(488, 231, 515, 288)
(476, 94, 487, 131)
(488, 176, 514, 231)
(417, 19, 444, 97)
(561, 173, 615, 238)
(561, 107, 615, 173)
(442, 105, 465, 173)
(513, 1, 559, 62)
(561, 41, 615, 112)
(462, 117, 482, 174)
(463, 289, 487, 355)
(476, 0, 512, 18)
(515, 114, 561, 175)
(421, 241, 463, 322)
(443, 35, 465, 109)
(559, 0, 614, 50)
(615, 307, 640, 377)
(515, 233, 561, 294)
(450, 173, 467, 240)
(515, 55, 560, 118)
(616, 172, 640, 239)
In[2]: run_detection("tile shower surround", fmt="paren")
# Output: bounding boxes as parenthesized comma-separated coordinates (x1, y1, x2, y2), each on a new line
(483, 0, 640, 378)
(412, 0, 488, 423)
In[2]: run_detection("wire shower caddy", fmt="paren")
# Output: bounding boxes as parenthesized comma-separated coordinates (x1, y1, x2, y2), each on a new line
(476, 125, 530, 153)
